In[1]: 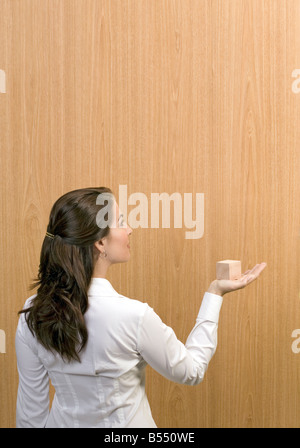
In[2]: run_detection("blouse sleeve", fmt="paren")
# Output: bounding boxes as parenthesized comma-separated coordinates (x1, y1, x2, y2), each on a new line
(137, 292, 223, 386)
(15, 312, 50, 428)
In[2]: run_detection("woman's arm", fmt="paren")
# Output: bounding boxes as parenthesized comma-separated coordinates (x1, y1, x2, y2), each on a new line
(137, 291, 223, 385)
(137, 262, 267, 386)
(15, 314, 50, 428)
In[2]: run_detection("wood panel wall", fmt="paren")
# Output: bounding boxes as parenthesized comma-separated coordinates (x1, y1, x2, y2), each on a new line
(0, 0, 299, 428)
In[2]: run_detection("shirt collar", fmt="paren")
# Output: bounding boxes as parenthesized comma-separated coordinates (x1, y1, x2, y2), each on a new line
(88, 277, 119, 297)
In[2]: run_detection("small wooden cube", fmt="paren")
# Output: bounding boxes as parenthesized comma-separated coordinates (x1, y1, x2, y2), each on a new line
(216, 260, 241, 280)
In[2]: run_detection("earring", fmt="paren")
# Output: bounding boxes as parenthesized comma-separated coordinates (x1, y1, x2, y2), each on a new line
(99, 251, 107, 259)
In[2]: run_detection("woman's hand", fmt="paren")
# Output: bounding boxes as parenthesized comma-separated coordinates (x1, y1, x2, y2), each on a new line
(207, 262, 267, 297)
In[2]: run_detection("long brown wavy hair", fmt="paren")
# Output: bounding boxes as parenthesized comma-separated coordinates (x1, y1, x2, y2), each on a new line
(18, 187, 114, 362)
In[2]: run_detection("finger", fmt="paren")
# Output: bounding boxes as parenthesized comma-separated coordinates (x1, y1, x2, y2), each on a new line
(251, 262, 267, 276)
(248, 264, 261, 274)
(245, 262, 267, 282)
(238, 266, 259, 281)
(246, 262, 267, 276)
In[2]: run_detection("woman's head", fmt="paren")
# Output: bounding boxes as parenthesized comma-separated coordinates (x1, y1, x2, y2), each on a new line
(20, 186, 131, 362)
(45, 187, 132, 274)
(93, 200, 132, 275)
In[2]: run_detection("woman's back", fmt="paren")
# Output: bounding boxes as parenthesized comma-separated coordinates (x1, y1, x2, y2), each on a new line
(16, 277, 154, 428)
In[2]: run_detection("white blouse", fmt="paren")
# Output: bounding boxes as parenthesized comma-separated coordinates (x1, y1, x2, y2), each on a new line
(15, 277, 223, 428)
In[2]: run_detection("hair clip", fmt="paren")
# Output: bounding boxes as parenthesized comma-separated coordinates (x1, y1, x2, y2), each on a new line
(45, 231, 55, 239)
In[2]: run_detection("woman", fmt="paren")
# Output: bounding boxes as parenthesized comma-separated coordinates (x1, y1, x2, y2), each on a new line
(15, 187, 266, 428)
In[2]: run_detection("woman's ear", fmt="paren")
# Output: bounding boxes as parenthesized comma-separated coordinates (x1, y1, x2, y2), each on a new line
(94, 239, 106, 256)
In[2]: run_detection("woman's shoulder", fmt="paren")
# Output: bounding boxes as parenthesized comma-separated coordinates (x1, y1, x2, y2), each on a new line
(16, 294, 38, 345)
(88, 290, 150, 323)
(24, 293, 37, 308)
(116, 293, 150, 313)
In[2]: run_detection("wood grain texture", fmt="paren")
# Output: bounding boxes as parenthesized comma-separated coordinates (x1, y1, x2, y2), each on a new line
(0, 0, 299, 428)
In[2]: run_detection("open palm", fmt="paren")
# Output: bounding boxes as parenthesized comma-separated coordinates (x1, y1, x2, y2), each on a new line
(209, 262, 267, 296)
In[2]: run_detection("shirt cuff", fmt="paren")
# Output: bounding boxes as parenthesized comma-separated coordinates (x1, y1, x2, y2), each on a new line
(196, 292, 223, 323)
